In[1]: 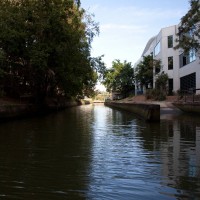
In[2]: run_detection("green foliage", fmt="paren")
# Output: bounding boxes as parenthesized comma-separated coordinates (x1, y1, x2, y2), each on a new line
(155, 72, 168, 100)
(135, 55, 161, 89)
(146, 72, 168, 101)
(146, 72, 169, 101)
(103, 60, 134, 97)
(155, 72, 168, 90)
(146, 89, 157, 100)
(175, 0, 200, 53)
(146, 88, 166, 101)
(90, 55, 107, 81)
(0, 0, 101, 104)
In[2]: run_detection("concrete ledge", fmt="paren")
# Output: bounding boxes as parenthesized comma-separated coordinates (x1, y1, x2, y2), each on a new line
(0, 100, 80, 121)
(105, 101, 160, 121)
(173, 102, 200, 114)
(0, 104, 38, 121)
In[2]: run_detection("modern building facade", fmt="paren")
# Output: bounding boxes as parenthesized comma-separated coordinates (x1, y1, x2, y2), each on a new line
(134, 24, 200, 95)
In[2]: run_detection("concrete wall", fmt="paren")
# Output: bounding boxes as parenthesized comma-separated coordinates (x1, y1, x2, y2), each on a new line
(0, 100, 80, 121)
(0, 105, 38, 120)
(105, 102, 160, 121)
(173, 102, 200, 113)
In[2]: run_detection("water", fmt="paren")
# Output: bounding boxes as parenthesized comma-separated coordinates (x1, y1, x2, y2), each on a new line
(0, 105, 200, 199)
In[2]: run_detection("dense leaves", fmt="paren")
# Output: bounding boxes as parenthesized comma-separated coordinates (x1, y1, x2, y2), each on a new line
(135, 55, 162, 89)
(103, 60, 134, 97)
(0, 0, 103, 104)
(135, 55, 153, 88)
(175, 0, 200, 53)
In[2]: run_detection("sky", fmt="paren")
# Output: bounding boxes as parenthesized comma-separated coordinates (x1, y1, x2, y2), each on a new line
(81, 0, 190, 91)
(81, 0, 190, 67)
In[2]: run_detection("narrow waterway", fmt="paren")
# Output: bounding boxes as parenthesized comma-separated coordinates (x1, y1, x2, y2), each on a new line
(0, 105, 200, 199)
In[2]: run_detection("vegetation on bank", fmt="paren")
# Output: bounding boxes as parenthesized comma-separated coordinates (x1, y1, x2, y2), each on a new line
(102, 55, 169, 101)
(0, 0, 106, 107)
(0, 0, 198, 108)
(102, 60, 134, 98)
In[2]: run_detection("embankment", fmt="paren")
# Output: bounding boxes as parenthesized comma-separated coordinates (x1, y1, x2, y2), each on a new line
(173, 102, 200, 114)
(0, 100, 81, 122)
(0, 104, 38, 121)
(105, 101, 160, 121)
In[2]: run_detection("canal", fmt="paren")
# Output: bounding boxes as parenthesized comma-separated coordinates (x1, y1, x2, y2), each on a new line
(0, 104, 200, 199)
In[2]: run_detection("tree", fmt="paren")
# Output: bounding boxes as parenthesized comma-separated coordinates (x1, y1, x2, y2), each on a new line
(90, 55, 107, 81)
(146, 72, 168, 101)
(103, 60, 134, 97)
(135, 55, 161, 89)
(116, 62, 135, 97)
(135, 55, 153, 89)
(155, 72, 168, 94)
(0, 0, 101, 105)
(175, 0, 200, 53)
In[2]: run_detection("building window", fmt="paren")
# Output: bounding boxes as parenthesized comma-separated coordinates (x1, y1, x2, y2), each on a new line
(168, 79, 173, 95)
(179, 49, 196, 68)
(180, 73, 196, 92)
(168, 35, 173, 48)
(154, 41, 160, 56)
(189, 49, 196, 62)
(168, 56, 173, 70)
(155, 66, 160, 74)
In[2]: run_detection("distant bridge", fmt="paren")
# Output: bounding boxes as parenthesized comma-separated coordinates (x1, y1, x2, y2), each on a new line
(93, 100, 105, 103)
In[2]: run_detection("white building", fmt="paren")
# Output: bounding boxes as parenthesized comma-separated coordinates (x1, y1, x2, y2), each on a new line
(135, 24, 200, 95)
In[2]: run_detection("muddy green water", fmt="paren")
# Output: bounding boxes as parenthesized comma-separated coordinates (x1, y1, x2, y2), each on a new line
(0, 105, 199, 199)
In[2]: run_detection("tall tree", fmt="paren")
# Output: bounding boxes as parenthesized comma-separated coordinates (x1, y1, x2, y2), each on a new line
(135, 55, 161, 90)
(103, 60, 134, 97)
(0, 0, 101, 104)
(135, 55, 153, 89)
(175, 0, 200, 53)
(116, 62, 135, 97)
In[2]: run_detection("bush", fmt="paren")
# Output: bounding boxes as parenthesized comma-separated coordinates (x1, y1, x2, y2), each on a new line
(146, 89, 155, 100)
(146, 88, 166, 101)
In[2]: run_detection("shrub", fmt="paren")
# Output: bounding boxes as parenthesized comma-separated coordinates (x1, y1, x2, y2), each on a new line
(146, 88, 166, 101)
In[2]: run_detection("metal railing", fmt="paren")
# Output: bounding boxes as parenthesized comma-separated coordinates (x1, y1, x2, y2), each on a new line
(178, 88, 200, 103)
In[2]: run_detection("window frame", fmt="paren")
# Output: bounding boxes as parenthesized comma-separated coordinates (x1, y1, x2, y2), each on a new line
(179, 49, 196, 68)
(154, 41, 160, 56)
(168, 35, 173, 48)
(168, 56, 173, 70)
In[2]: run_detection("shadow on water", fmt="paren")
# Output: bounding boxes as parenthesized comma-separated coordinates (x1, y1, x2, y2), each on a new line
(0, 106, 94, 199)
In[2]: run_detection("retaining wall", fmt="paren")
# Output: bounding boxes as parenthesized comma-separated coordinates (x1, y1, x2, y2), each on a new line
(173, 102, 200, 114)
(0, 104, 38, 121)
(0, 100, 80, 121)
(105, 101, 160, 121)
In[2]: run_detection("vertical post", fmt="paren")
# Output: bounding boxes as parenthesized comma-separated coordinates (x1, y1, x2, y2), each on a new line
(184, 90, 186, 102)
(193, 89, 194, 102)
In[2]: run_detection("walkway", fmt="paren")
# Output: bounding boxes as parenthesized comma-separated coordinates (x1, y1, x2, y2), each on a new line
(116, 95, 182, 116)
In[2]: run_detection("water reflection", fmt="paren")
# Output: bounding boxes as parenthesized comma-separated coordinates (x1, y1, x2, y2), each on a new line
(0, 106, 94, 199)
(159, 118, 200, 199)
(0, 105, 199, 199)
(146, 118, 200, 198)
(88, 106, 200, 199)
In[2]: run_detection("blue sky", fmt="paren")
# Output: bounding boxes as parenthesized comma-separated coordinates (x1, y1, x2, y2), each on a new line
(81, 0, 190, 68)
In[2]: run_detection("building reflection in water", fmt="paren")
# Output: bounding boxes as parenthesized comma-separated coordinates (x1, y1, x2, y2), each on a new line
(159, 116, 200, 197)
